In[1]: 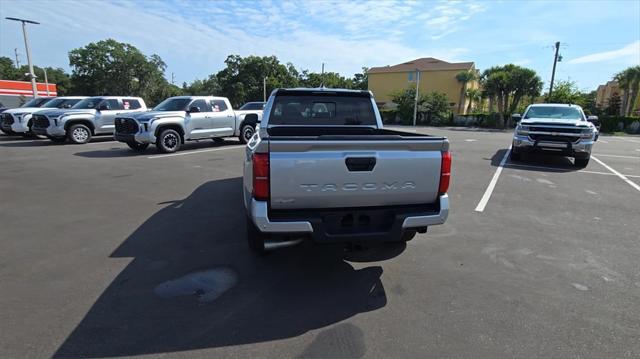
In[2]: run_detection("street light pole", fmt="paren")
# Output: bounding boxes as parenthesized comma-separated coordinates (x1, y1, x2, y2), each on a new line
(43, 68, 49, 96)
(548, 41, 560, 100)
(6, 17, 40, 98)
(413, 69, 420, 126)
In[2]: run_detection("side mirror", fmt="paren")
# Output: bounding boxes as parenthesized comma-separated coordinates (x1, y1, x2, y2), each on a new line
(98, 104, 110, 111)
(63, 104, 72, 108)
(587, 115, 600, 129)
(511, 114, 522, 122)
(188, 106, 201, 113)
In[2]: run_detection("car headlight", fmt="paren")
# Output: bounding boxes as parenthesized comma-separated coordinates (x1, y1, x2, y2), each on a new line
(580, 128, 594, 139)
(516, 125, 530, 135)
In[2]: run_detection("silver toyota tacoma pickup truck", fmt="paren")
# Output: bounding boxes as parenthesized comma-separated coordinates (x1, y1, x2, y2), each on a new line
(511, 103, 598, 167)
(114, 96, 263, 152)
(32, 96, 147, 144)
(243, 88, 451, 254)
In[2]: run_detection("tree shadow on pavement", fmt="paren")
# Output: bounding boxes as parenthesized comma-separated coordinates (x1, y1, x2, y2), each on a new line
(487, 149, 579, 172)
(54, 177, 393, 357)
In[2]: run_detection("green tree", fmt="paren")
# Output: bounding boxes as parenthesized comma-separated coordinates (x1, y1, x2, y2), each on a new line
(455, 69, 477, 114)
(0, 56, 17, 79)
(545, 80, 582, 104)
(481, 64, 542, 127)
(390, 87, 450, 124)
(465, 88, 482, 113)
(68, 39, 171, 105)
(216, 55, 299, 107)
(615, 66, 640, 116)
(390, 86, 426, 123)
(182, 74, 221, 96)
(422, 91, 451, 124)
(605, 92, 622, 116)
(352, 67, 368, 90)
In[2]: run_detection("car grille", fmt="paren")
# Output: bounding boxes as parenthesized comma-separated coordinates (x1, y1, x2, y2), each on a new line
(115, 118, 138, 134)
(529, 126, 582, 133)
(1, 113, 14, 126)
(33, 114, 50, 128)
(529, 134, 580, 143)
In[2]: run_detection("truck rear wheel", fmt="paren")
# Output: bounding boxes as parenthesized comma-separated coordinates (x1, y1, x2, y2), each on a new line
(68, 124, 92, 144)
(239, 124, 254, 144)
(127, 142, 149, 151)
(246, 216, 267, 255)
(156, 128, 181, 153)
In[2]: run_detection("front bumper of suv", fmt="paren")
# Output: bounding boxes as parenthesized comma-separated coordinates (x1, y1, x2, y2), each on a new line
(512, 135, 594, 158)
(114, 131, 155, 144)
(248, 194, 449, 242)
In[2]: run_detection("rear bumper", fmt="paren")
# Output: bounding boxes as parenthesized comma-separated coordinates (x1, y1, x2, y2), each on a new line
(249, 194, 449, 242)
(512, 135, 593, 157)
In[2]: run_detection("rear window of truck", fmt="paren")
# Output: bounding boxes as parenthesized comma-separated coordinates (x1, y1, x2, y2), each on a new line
(269, 93, 376, 126)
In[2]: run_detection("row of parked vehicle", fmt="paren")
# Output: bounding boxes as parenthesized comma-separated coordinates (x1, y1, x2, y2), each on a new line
(0, 95, 265, 152)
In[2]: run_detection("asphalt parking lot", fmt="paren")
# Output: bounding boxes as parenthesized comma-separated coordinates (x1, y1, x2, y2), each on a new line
(1, 128, 639, 358)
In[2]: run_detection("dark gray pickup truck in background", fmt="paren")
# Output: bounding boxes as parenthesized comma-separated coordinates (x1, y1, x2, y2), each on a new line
(243, 88, 451, 254)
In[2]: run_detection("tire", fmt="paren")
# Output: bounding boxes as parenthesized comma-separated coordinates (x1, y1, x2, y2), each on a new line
(574, 157, 590, 168)
(67, 124, 92, 144)
(510, 150, 522, 161)
(1, 129, 15, 135)
(246, 216, 267, 255)
(401, 230, 417, 242)
(156, 128, 181, 153)
(239, 124, 255, 144)
(48, 136, 67, 143)
(126, 142, 149, 151)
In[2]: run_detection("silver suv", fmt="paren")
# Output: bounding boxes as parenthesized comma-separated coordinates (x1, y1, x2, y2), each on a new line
(32, 96, 147, 144)
(511, 104, 598, 167)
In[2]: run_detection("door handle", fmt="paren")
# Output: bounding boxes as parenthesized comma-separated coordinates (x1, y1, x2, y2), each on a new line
(345, 157, 376, 171)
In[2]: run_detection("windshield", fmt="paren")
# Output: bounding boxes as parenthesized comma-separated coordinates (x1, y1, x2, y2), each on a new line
(72, 98, 102, 109)
(524, 106, 583, 120)
(239, 102, 265, 110)
(153, 98, 191, 111)
(22, 98, 51, 108)
(42, 98, 83, 109)
(269, 94, 376, 126)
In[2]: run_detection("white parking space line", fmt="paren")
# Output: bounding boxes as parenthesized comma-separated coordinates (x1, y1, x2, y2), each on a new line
(147, 145, 244, 159)
(598, 140, 609, 143)
(504, 163, 640, 178)
(592, 156, 640, 192)
(86, 140, 118, 145)
(475, 146, 510, 212)
(593, 153, 640, 159)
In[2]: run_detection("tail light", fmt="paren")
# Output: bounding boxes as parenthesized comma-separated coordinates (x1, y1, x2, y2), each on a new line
(252, 153, 269, 200)
(439, 151, 451, 195)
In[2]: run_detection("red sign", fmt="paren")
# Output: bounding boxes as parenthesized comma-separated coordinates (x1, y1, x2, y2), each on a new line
(0, 79, 58, 97)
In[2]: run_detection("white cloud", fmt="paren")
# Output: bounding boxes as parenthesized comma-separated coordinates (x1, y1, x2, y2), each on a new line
(568, 41, 640, 64)
(0, 0, 475, 83)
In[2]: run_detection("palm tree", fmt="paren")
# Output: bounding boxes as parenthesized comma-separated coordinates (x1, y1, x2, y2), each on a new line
(465, 88, 481, 113)
(622, 66, 640, 116)
(455, 70, 477, 114)
(615, 68, 632, 116)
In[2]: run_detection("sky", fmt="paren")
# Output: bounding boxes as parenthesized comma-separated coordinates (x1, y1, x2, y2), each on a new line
(0, 0, 639, 91)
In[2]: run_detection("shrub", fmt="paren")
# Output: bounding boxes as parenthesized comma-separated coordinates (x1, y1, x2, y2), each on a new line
(599, 116, 640, 134)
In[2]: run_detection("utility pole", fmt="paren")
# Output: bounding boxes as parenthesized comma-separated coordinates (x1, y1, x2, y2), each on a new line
(171, 72, 175, 85)
(263, 77, 266, 102)
(43, 68, 49, 95)
(321, 62, 325, 87)
(548, 41, 560, 100)
(413, 69, 420, 126)
(14, 48, 20, 68)
(6, 17, 40, 98)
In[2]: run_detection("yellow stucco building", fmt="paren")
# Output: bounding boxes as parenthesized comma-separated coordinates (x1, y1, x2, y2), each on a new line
(368, 57, 479, 115)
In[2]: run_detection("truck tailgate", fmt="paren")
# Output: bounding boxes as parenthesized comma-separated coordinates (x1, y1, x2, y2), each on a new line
(268, 138, 445, 210)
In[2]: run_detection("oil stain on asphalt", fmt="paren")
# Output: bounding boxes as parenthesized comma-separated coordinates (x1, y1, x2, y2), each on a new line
(154, 267, 238, 303)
